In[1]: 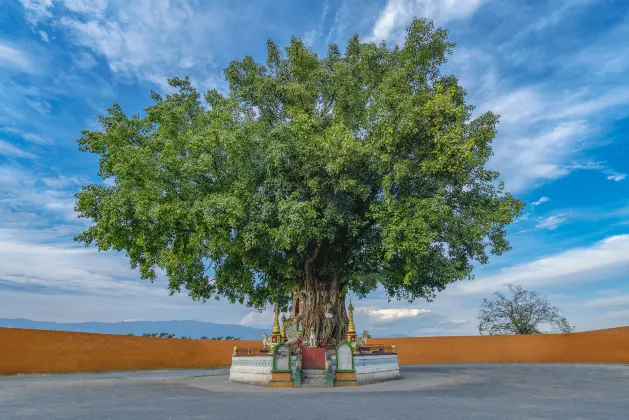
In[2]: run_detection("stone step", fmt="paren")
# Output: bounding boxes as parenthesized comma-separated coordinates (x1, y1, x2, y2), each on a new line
(301, 379, 329, 387)
(301, 369, 327, 377)
(301, 376, 327, 382)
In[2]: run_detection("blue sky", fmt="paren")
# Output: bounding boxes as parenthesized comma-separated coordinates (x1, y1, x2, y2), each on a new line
(1, 0, 628, 337)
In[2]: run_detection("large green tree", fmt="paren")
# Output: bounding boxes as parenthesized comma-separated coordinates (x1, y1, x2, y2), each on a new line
(75, 18, 522, 343)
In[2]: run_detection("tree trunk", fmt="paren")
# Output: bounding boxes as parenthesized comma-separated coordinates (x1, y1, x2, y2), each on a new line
(294, 265, 348, 345)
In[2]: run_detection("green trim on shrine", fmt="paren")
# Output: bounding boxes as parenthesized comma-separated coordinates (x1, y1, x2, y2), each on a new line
(272, 342, 292, 372)
(335, 340, 355, 372)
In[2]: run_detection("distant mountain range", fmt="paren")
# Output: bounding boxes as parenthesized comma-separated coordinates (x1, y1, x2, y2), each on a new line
(0, 318, 409, 339)
(0, 318, 267, 340)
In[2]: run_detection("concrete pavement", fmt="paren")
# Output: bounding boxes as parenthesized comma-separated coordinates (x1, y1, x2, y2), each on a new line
(1, 364, 628, 419)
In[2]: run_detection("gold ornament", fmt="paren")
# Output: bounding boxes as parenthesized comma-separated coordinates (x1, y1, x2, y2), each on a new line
(271, 303, 281, 335)
(281, 314, 287, 342)
(347, 302, 356, 335)
(346, 298, 357, 343)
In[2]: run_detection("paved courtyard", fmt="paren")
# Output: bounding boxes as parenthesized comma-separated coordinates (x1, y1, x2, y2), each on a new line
(1, 364, 628, 419)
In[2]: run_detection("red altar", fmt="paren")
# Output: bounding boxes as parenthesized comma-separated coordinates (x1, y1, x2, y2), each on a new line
(301, 347, 326, 369)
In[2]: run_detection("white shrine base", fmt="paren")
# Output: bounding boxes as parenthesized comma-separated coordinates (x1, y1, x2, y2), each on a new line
(229, 356, 299, 386)
(331, 354, 401, 385)
(229, 354, 400, 386)
(354, 355, 401, 384)
(229, 356, 272, 385)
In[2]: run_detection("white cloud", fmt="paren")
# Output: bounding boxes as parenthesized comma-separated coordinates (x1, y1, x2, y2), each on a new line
(62, 0, 109, 16)
(302, 0, 329, 47)
(41, 175, 85, 188)
(0, 127, 51, 145)
(369, 0, 486, 44)
(486, 88, 544, 125)
(0, 42, 35, 72)
(453, 235, 629, 295)
(606, 310, 629, 318)
(38, 30, 49, 42)
(18, 0, 229, 91)
(457, 43, 629, 194)
(492, 121, 589, 192)
(239, 310, 274, 327)
(550, 88, 629, 120)
(24, 97, 52, 116)
(356, 307, 430, 322)
(179, 56, 194, 69)
(581, 294, 629, 309)
(19, 0, 54, 24)
(0, 229, 156, 297)
(302, 29, 320, 47)
(74, 51, 98, 70)
(50, 0, 221, 90)
(0, 140, 37, 159)
(0, 228, 246, 324)
(535, 215, 567, 230)
(0, 164, 81, 223)
(532, 196, 550, 206)
(607, 174, 626, 182)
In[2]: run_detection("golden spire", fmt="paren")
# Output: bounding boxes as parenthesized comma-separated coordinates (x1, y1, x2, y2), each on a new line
(271, 303, 281, 335)
(281, 313, 287, 342)
(347, 298, 356, 336)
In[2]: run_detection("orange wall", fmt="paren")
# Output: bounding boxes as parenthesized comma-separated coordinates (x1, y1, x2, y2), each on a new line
(2, 326, 629, 375)
(376, 326, 629, 365)
(0, 327, 256, 375)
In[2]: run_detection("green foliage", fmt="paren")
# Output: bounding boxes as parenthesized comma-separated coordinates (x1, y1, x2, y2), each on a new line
(138, 333, 239, 340)
(75, 18, 522, 310)
(478, 284, 574, 335)
(127, 333, 135, 336)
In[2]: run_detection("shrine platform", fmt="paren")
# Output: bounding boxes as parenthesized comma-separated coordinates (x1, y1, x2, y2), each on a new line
(229, 347, 400, 387)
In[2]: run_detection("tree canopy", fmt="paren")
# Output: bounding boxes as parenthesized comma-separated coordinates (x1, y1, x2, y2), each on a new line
(75, 18, 522, 340)
(477, 284, 574, 335)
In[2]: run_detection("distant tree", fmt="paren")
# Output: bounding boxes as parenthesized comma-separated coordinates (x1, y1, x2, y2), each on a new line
(200, 335, 209, 340)
(553, 316, 575, 334)
(74, 17, 523, 344)
(210, 336, 224, 340)
(180, 336, 192, 339)
(478, 284, 574, 335)
(127, 333, 135, 336)
(141, 332, 178, 338)
(225, 336, 241, 340)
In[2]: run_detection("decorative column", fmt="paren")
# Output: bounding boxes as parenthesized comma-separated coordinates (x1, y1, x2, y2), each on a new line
(281, 314, 288, 342)
(270, 303, 282, 346)
(346, 299, 357, 347)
